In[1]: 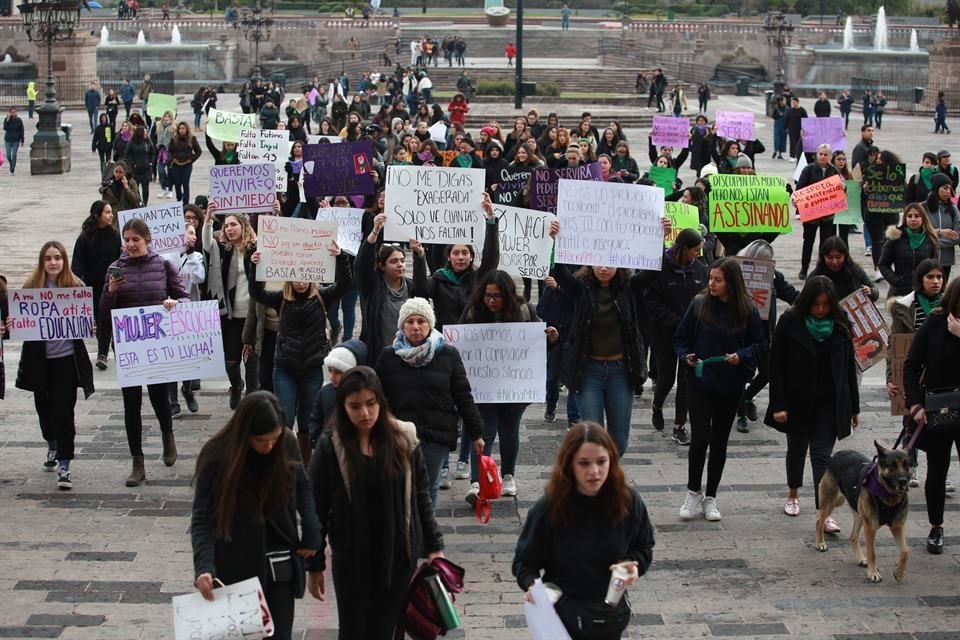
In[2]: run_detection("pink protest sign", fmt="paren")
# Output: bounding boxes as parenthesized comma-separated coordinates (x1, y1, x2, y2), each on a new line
(715, 111, 754, 141)
(792, 175, 847, 223)
(651, 116, 690, 149)
(801, 117, 846, 153)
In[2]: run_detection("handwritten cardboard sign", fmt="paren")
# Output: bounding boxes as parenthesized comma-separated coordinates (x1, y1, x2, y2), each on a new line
(443, 322, 547, 403)
(302, 140, 376, 197)
(716, 111, 754, 140)
(146, 92, 177, 118)
(205, 108, 257, 143)
(238, 128, 290, 189)
(801, 117, 846, 152)
(864, 163, 906, 215)
(492, 204, 557, 280)
(117, 202, 186, 256)
(555, 179, 663, 270)
(111, 300, 224, 387)
(7, 287, 95, 341)
(172, 577, 271, 640)
(663, 201, 701, 247)
(649, 166, 677, 192)
(314, 206, 364, 256)
(708, 174, 793, 234)
(651, 116, 690, 148)
(888, 333, 914, 416)
(491, 166, 534, 206)
(208, 163, 277, 215)
(528, 162, 603, 213)
(731, 257, 776, 320)
(256, 216, 337, 282)
(793, 174, 847, 223)
(840, 289, 890, 372)
(384, 165, 486, 245)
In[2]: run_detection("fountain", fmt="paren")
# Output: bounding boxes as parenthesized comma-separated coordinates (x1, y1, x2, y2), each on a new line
(136, 30, 146, 46)
(171, 25, 181, 45)
(910, 29, 919, 52)
(873, 6, 888, 51)
(842, 17, 854, 50)
(97, 24, 237, 82)
(99, 26, 109, 46)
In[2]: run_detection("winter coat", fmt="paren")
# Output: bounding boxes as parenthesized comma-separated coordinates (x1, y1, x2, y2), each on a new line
(3, 115, 24, 144)
(784, 106, 807, 138)
(904, 311, 960, 410)
(878, 227, 938, 297)
(810, 262, 879, 302)
(84, 89, 101, 111)
(355, 239, 416, 364)
(764, 309, 859, 436)
(644, 249, 707, 341)
(16, 340, 94, 399)
(376, 344, 484, 450)
(246, 253, 352, 371)
(202, 221, 252, 319)
(924, 196, 960, 266)
(123, 137, 155, 180)
(611, 156, 640, 183)
(100, 251, 190, 315)
(72, 226, 122, 293)
(851, 139, 873, 172)
(168, 134, 202, 165)
(796, 162, 839, 191)
(99, 176, 141, 213)
(120, 83, 136, 104)
(92, 122, 114, 154)
(689, 127, 714, 174)
(886, 291, 920, 387)
(838, 95, 854, 114)
(260, 105, 281, 129)
(813, 99, 832, 117)
(412, 222, 500, 328)
(111, 135, 130, 163)
(905, 173, 933, 206)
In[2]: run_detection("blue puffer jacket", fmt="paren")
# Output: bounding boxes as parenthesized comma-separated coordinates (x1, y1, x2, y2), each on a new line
(100, 251, 190, 314)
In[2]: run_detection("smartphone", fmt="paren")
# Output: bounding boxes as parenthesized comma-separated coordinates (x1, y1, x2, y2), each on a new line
(108, 266, 123, 280)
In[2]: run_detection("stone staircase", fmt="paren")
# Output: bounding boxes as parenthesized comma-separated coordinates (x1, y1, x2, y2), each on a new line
(397, 24, 604, 59)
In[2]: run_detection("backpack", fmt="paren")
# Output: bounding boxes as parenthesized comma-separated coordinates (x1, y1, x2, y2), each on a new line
(475, 454, 502, 523)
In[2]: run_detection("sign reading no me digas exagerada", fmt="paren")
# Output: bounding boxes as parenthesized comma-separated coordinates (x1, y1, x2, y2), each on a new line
(7, 287, 95, 341)
(555, 179, 664, 270)
(443, 322, 547, 403)
(208, 163, 277, 215)
(118, 202, 186, 256)
(384, 165, 486, 245)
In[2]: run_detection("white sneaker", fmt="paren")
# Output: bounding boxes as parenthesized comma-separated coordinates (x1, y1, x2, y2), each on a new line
(679, 490, 703, 520)
(702, 496, 722, 521)
(438, 468, 451, 490)
(465, 481, 479, 506)
(872, 270, 884, 282)
(502, 474, 517, 497)
(454, 460, 470, 480)
(947, 479, 955, 493)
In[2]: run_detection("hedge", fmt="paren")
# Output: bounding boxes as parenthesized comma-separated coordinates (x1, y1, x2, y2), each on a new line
(475, 79, 561, 97)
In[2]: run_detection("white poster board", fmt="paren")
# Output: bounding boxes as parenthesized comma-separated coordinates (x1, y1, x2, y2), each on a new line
(314, 206, 364, 256)
(111, 301, 224, 387)
(555, 179, 663, 270)
(492, 205, 556, 280)
(256, 216, 337, 282)
(524, 579, 572, 640)
(172, 577, 273, 640)
(238, 128, 291, 190)
(208, 163, 277, 215)
(443, 322, 547, 403)
(118, 202, 186, 256)
(384, 165, 486, 245)
(307, 134, 342, 144)
(7, 287, 95, 341)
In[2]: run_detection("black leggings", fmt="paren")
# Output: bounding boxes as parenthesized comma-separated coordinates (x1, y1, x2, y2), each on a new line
(925, 433, 960, 526)
(688, 388, 742, 497)
(263, 579, 296, 640)
(801, 217, 836, 273)
(332, 557, 413, 640)
(652, 335, 688, 426)
(92, 286, 113, 358)
(259, 329, 277, 392)
(121, 384, 173, 457)
(222, 317, 246, 390)
(738, 354, 770, 417)
(785, 398, 837, 509)
(34, 355, 78, 460)
(864, 212, 900, 269)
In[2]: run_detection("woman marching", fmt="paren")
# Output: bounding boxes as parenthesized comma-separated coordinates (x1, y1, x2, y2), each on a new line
(924, 173, 960, 281)
(674, 258, 767, 521)
(101, 218, 190, 486)
(11, 242, 95, 490)
(810, 236, 879, 302)
(167, 121, 202, 205)
(71, 201, 121, 370)
(191, 391, 321, 640)
(879, 203, 940, 300)
(307, 367, 445, 639)
(766, 276, 859, 527)
(513, 423, 655, 640)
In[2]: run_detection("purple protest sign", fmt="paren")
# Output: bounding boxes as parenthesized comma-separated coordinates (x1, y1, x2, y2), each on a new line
(529, 162, 603, 212)
(651, 116, 690, 149)
(716, 111, 755, 141)
(801, 117, 847, 153)
(302, 140, 375, 197)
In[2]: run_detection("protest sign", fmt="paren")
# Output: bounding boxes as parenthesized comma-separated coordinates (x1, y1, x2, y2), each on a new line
(172, 577, 272, 640)
(443, 322, 547, 403)
(256, 216, 337, 282)
(111, 300, 224, 387)
(492, 204, 556, 279)
(528, 162, 603, 213)
(205, 108, 256, 143)
(7, 287, 94, 341)
(555, 179, 664, 270)
(888, 333, 913, 416)
(306, 135, 342, 144)
(302, 140, 376, 197)
(651, 116, 690, 148)
(118, 202, 186, 255)
(427, 121, 448, 144)
(649, 166, 677, 192)
(238, 128, 290, 188)
(716, 111, 754, 140)
(801, 117, 846, 152)
(834, 180, 863, 225)
(731, 257, 776, 320)
(145, 92, 177, 118)
(314, 206, 364, 256)
(864, 163, 906, 215)
(840, 289, 890, 372)
(384, 165, 486, 245)
(663, 201, 700, 247)
(708, 174, 793, 234)
(208, 163, 276, 215)
(792, 174, 847, 223)
(491, 165, 534, 206)
(792, 155, 808, 183)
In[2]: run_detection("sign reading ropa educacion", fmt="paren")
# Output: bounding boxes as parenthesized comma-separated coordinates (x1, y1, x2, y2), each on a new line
(708, 174, 792, 234)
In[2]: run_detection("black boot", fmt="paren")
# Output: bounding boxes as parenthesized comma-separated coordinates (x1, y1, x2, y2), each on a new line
(182, 383, 199, 413)
(927, 525, 944, 554)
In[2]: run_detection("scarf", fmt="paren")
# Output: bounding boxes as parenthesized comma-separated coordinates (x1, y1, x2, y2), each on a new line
(694, 355, 728, 378)
(455, 154, 474, 168)
(905, 226, 926, 251)
(916, 291, 941, 316)
(224, 150, 237, 164)
(695, 125, 707, 135)
(393, 329, 444, 368)
(120, 130, 132, 142)
(805, 315, 835, 342)
(435, 267, 465, 285)
(726, 155, 738, 168)
(920, 166, 935, 191)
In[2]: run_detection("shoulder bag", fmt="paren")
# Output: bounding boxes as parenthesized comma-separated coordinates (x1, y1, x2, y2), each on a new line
(924, 387, 960, 430)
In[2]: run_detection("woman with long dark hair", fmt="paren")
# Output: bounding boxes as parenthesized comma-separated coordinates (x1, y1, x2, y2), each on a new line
(513, 423, 654, 640)
(307, 367, 444, 638)
(766, 277, 859, 525)
(167, 121, 202, 205)
(123, 124, 155, 204)
(191, 391, 320, 640)
(879, 203, 940, 300)
(72, 201, 121, 369)
(674, 258, 767, 521)
(810, 236, 879, 302)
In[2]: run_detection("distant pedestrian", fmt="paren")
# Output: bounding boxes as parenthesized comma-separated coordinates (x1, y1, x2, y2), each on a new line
(936, 91, 951, 134)
(25, 80, 36, 119)
(84, 81, 101, 133)
(3, 107, 25, 175)
(120, 78, 136, 120)
(837, 90, 854, 130)
(697, 82, 710, 113)
(561, 3, 571, 30)
(505, 42, 516, 66)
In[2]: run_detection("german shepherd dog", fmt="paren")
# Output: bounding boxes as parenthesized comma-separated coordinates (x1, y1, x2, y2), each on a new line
(815, 441, 912, 583)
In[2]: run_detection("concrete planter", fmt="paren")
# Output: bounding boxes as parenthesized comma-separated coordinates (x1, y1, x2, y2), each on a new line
(485, 7, 510, 27)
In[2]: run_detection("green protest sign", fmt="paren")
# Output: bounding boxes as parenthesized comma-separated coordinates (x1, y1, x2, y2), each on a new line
(834, 180, 863, 225)
(206, 108, 257, 143)
(708, 174, 792, 234)
(146, 92, 177, 118)
(864, 163, 906, 215)
(664, 201, 700, 247)
(649, 166, 676, 192)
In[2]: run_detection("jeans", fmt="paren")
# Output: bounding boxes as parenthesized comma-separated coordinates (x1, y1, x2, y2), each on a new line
(574, 359, 634, 456)
(157, 161, 171, 191)
(545, 343, 580, 423)
(801, 217, 836, 273)
(785, 397, 837, 509)
(33, 355, 78, 461)
(652, 335, 688, 425)
(168, 162, 193, 205)
(687, 388, 742, 497)
(28, 100, 35, 119)
(326, 286, 358, 340)
(121, 383, 173, 457)
(875, 111, 884, 129)
(194, 111, 202, 128)
(561, 16, 569, 30)
(420, 441, 450, 511)
(773, 123, 787, 154)
(470, 403, 527, 481)
(136, 173, 151, 205)
(4, 141, 19, 173)
(273, 365, 326, 434)
(87, 108, 98, 132)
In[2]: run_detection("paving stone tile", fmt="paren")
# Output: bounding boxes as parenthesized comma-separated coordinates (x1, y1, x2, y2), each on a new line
(709, 622, 790, 636)
(0, 628, 63, 638)
(64, 552, 136, 562)
(24, 615, 105, 628)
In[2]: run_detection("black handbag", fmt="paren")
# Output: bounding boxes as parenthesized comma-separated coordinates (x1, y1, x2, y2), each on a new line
(554, 595, 631, 640)
(924, 387, 960, 429)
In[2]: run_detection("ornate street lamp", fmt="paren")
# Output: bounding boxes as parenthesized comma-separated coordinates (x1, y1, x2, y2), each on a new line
(764, 11, 793, 97)
(18, 0, 82, 174)
(241, 0, 273, 81)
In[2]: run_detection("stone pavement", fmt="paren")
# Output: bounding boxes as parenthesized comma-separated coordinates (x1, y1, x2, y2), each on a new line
(1, 94, 959, 639)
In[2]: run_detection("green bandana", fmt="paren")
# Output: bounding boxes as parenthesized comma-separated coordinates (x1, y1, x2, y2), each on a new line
(905, 226, 926, 251)
(694, 355, 729, 378)
(224, 151, 237, 164)
(920, 166, 935, 191)
(805, 315, 835, 342)
(455, 154, 473, 168)
(917, 291, 941, 316)
(435, 267, 465, 284)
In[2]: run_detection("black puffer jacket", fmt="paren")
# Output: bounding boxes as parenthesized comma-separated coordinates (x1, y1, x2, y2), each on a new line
(246, 253, 352, 371)
(644, 249, 707, 340)
(878, 226, 939, 298)
(123, 137, 155, 180)
(72, 226, 122, 293)
(375, 343, 484, 450)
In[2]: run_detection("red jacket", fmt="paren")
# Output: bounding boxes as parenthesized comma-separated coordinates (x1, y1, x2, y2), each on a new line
(447, 100, 469, 125)
(505, 44, 516, 58)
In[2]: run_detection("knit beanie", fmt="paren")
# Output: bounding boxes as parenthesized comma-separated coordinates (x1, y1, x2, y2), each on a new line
(397, 297, 436, 331)
(735, 153, 753, 169)
(931, 172, 952, 191)
(699, 163, 719, 177)
(324, 339, 368, 372)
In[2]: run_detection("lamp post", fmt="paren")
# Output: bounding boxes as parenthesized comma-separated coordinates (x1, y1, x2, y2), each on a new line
(513, 0, 523, 109)
(18, 0, 81, 175)
(241, 0, 272, 81)
(764, 10, 793, 97)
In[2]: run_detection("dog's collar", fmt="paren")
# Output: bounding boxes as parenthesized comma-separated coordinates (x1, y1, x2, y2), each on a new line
(862, 462, 899, 504)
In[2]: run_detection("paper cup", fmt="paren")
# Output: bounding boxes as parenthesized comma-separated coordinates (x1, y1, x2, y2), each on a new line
(604, 564, 631, 606)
